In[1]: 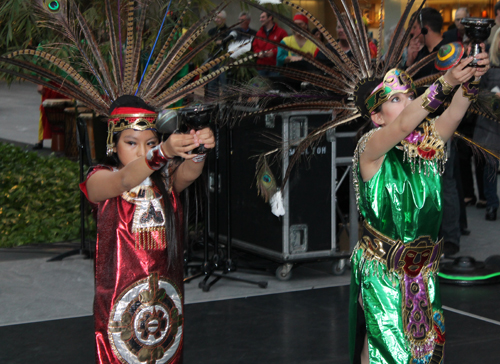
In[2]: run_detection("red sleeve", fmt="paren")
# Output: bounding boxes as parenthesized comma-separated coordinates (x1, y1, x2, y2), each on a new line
(314, 48, 319, 58)
(79, 165, 113, 202)
(252, 38, 262, 53)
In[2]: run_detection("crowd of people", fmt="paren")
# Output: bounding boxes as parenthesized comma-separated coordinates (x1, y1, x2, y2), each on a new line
(205, 9, 376, 88)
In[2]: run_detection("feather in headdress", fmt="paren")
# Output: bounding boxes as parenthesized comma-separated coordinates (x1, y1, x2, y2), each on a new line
(256, 155, 277, 203)
(224, 0, 440, 211)
(0, 0, 239, 116)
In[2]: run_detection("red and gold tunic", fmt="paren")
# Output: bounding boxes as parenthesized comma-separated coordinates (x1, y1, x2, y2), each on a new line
(81, 166, 184, 364)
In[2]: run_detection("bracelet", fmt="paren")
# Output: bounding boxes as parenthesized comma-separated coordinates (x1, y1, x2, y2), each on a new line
(421, 76, 455, 113)
(192, 153, 207, 163)
(461, 79, 480, 103)
(145, 145, 171, 170)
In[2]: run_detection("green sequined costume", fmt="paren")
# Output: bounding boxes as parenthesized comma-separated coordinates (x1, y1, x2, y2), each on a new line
(349, 123, 446, 364)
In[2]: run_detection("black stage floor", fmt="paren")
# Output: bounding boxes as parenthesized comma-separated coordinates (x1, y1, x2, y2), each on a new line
(1, 283, 500, 364)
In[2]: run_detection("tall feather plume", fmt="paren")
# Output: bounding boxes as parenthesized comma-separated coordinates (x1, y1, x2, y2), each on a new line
(1, 0, 249, 119)
(137, 0, 192, 97)
(33, 0, 111, 98)
(142, 0, 233, 99)
(70, 2, 118, 100)
(340, 0, 371, 76)
(375, 0, 385, 71)
(381, 0, 422, 76)
(163, 39, 252, 93)
(0, 58, 106, 113)
(104, 0, 123, 94)
(126, 0, 152, 95)
(389, 3, 426, 74)
(249, 33, 352, 89)
(152, 50, 268, 109)
(243, 0, 358, 82)
(145, 21, 246, 99)
(326, 0, 368, 78)
(123, 0, 136, 94)
(278, 1, 355, 83)
(5, 49, 107, 108)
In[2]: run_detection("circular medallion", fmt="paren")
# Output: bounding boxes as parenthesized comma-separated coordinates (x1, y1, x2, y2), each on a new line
(435, 42, 464, 71)
(108, 274, 183, 364)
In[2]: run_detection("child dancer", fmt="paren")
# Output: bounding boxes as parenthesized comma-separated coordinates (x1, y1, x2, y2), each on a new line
(80, 95, 214, 363)
(350, 51, 489, 364)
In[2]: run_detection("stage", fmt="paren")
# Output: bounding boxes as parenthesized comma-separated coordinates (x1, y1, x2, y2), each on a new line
(1, 81, 500, 363)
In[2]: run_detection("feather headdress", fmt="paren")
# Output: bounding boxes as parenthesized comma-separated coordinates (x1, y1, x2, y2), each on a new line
(218, 0, 429, 214)
(227, 0, 500, 214)
(0, 0, 253, 115)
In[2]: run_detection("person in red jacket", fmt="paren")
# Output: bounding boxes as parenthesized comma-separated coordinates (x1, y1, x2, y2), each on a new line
(252, 11, 288, 77)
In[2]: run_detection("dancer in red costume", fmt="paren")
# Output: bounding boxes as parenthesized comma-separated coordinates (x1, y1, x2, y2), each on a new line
(80, 96, 214, 363)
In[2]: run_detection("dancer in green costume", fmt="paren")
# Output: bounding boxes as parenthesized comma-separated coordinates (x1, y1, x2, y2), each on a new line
(349, 52, 489, 363)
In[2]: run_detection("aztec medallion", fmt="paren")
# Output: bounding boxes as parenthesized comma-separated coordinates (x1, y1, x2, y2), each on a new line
(108, 273, 183, 364)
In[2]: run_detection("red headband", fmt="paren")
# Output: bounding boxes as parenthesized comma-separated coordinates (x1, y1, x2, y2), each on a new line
(110, 107, 157, 116)
(293, 13, 309, 25)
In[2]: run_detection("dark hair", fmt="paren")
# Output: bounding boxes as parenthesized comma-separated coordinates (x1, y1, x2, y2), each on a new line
(420, 8, 443, 34)
(262, 11, 273, 21)
(312, 28, 325, 43)
(356, 103, 382, 141)
(496, 1, 500, 16)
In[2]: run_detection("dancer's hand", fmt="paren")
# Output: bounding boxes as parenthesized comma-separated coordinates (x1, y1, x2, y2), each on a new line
(160, 131, 200, 159)
(472, 44, 490, 80)
(193, 127, 215, 151)
(161, 127, 215, 160)
(444, 56, 476, 86)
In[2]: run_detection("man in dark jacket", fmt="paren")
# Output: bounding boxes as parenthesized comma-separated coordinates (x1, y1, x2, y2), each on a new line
(405, 8, 447, 81)
(443, 7, 469, 44)
(234, 11, 257, 42)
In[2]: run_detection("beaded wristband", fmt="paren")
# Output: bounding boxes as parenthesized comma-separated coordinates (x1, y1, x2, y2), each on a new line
(421, 76, 455, 113)
(461, 79, 480, 103)
(145, 145, 171, 170)
(191, 153, 207, 163)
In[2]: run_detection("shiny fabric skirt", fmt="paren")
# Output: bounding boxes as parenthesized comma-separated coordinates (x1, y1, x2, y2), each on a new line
(349, 246, 445, 364)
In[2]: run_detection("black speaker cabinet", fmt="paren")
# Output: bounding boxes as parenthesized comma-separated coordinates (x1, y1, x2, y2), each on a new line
(207, 110, 360, 277)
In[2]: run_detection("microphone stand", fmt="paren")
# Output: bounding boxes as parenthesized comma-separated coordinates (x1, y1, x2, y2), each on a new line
(198, 122, 267, 292)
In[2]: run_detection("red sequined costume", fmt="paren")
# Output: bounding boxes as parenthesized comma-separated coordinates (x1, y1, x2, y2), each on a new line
(81, 166, 184, 364)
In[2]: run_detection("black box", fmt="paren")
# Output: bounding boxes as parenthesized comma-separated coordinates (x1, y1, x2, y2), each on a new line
(208, 110, 360, 278)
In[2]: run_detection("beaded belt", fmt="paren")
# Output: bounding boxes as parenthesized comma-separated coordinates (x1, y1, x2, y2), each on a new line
(359, 221, 443, 275)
